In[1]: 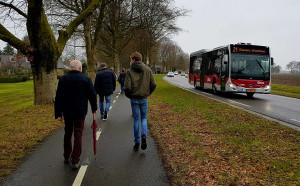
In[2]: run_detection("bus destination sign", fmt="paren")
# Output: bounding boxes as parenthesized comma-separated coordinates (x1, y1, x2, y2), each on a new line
(230, 45, 269, 55)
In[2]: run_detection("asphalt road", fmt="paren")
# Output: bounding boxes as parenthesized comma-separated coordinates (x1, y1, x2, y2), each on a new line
(164, 75, 300, 130)
(1, 89, 169, 186)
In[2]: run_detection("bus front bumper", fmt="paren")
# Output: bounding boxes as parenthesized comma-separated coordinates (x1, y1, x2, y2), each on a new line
(226, 83, 271, 94)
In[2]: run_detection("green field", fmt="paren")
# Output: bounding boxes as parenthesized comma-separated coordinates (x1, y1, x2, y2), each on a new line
(148, 75, 300, 185)
(271, 84, 300, 99)
(0, 81, 62, 181)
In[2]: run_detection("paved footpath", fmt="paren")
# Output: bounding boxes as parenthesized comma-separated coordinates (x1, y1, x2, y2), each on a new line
(1, 88, 169, 186)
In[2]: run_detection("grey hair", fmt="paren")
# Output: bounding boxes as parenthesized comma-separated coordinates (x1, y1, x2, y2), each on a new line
(70, 60, 82, 71)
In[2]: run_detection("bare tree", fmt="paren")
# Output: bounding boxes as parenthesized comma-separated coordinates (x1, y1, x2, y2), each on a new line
(0, 0, 101, 104)
(96, 0, 141, 74)
(286, 61, 300, 70)
(133, 0, 188, 68)
(96, 0, 187, 74)
(158, 38, 188, 73)
(46, 0, 113, 81)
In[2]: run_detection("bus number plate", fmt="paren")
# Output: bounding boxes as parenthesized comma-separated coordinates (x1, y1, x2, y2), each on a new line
(247, 89, 256, 93)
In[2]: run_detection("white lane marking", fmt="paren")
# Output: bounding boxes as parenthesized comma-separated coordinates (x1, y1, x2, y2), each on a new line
(118, 93, 121, 95)
(96, 129, 102, 140)
(228, 100, 251, 107)
(113, 100, 116, 103)
(201, 92, 210, 95)
(109, 106, 112, 110)
(72, 165, 88, 186)
(291, 119, 300, 123)
(116, 96, 119, 99)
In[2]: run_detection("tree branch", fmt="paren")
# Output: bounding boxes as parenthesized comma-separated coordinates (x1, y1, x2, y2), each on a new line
(57, 0, 81, 14)
(56, 0, 101, 53)
(0, 1, 27, 18)
(0, 23, 28, 52)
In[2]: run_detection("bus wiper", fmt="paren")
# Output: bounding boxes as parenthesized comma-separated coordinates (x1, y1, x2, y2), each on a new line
(255, 59, 265, 73)
(256, 59, 266, 80)
(238, 67, 245, 73)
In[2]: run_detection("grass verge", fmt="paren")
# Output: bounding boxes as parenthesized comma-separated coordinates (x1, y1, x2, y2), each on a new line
(0, 81, 63, 181)
(148, 75, 300, 185)
(271, 84, 300, 99)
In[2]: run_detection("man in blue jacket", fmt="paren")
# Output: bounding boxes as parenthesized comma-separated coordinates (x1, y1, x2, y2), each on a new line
(55, 60, 97, 170)
(94, 63, 116, 120)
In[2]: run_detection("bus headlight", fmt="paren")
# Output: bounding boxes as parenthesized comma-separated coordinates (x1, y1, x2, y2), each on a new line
(227, 83, 236, 90)
(264, 85, 270, 91)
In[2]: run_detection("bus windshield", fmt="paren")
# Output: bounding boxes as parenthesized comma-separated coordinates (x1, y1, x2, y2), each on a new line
(231, 54, 270, 80)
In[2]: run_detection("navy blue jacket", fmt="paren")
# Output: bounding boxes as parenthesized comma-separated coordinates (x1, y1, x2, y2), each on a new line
(94, 68, 116, 96)
(55, 71, 97, 119)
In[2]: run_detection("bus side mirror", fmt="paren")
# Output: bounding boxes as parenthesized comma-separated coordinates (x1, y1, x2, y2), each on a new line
(271, 57, 274, 66)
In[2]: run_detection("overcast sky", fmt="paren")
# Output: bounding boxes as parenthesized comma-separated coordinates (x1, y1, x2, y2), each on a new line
(1, 0, 299, 69)
(172, 0, 300, 69)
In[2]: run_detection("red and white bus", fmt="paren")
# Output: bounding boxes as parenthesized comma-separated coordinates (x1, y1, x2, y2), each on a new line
(189, 43, 273, 97)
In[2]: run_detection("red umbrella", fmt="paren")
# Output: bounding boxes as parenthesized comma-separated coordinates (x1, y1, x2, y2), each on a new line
(91, 113, 97, 159)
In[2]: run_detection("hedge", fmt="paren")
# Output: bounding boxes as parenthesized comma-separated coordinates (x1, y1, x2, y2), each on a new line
(0, 77, 29, 83)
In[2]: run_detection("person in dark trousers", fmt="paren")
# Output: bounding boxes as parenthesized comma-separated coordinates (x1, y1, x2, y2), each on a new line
(124, 52, 156, 151)
(118, 68, 126, 93)
(94, 63, 116, 120)
(55, 60, 97, 170)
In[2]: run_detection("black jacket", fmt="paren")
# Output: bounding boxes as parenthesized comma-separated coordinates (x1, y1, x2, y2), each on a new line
(118, 72, 126, 85)
(94, 68, 116, 96)
(55, 71, 97, 119)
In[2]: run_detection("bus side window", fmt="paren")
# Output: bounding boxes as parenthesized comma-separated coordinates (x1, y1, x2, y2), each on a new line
(197, 56, 202, 74)
(222, 54, 229, 77)
(193, 55, 201, 74)
(215, 57, 221, 76)
(190, 56, 197, 74)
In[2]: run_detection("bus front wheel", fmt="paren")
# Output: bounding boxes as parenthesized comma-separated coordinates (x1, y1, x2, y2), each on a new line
(246, 92, 254, 98)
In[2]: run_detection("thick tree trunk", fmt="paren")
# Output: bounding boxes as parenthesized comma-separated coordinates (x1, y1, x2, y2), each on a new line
(33, 68, 57, 104)
(84, 18, 97, 82)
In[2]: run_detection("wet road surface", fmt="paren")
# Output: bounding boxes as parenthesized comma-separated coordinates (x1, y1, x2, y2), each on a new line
(164, 75, 300, 130)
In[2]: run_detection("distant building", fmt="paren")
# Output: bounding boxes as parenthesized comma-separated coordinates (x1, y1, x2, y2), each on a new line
(57, 57, 66, 69)
(0, 55, 65, 70)
(151, 65, 162, 74)
(0, 54, 30, 69)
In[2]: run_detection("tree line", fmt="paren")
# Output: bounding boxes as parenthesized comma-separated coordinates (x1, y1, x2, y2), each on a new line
(271, 61, 300, 74)
(0, 0, 187, 104)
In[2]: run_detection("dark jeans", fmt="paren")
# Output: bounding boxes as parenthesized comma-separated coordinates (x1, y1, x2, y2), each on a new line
(64, 117, 85, 164)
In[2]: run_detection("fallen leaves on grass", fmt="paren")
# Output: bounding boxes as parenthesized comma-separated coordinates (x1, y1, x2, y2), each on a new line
(0, 105, 63, 181)
(148, 89, 300, 185)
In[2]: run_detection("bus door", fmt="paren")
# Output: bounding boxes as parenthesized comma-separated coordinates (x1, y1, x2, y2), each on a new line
(221, 54, 229, 91)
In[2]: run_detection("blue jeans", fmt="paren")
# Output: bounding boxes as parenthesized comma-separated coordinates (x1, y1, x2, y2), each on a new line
(131, 99, 148, 143)
(99, 95, 111, 115)
(120, 84, 124, 93)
